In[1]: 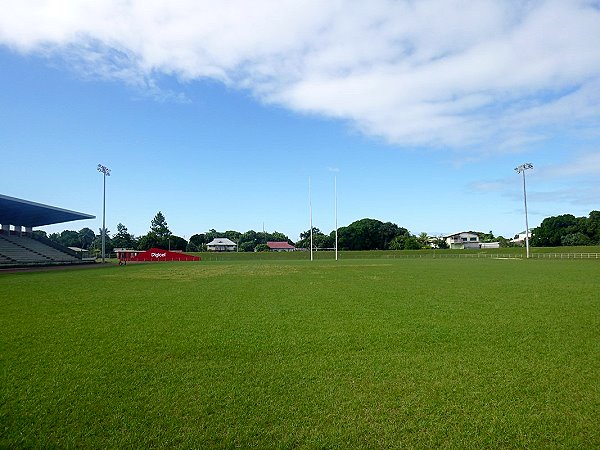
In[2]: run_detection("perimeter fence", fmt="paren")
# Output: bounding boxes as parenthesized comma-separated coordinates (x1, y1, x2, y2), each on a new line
(190, 250, 600, 261)
(382, 252, 600, 260)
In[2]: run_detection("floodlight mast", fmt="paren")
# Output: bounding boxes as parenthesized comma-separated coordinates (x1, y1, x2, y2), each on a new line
(515, 163, 533, 259)
(334, 176, 338, 261)
(97, 164, 111, 263)
(309, 177, 313, 261)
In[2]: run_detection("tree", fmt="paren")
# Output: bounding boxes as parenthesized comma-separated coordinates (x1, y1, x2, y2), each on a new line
(150, 211, 171, 240)
(112, 223, 135, 249)
(230, 229, 292, 252)
(187, 234, 206, 252)
(255, 243, 270, 252)
(529, 211, 600, 247)
(98, 227, 111, 240)
(60, 230, 80, 247)
(300, 227, 322, 240)
(239, 240, 256, 252)
(137, 232, 162, 250)
(92, 228, 113, 254)
(270, 231, 290, 243)
(478, 230, 495, 243)
(389, 235, 404, 250)
(583, 211, 600, 244)
(379, 221, 404, 249)
(337, 218, 409, 250)
(168, 235, 188, 251)
(224, 230, 242, 242)
(389, 234, 421, 250)
(496, 236, 516, 248)
(432, 236, 449, 249)
(532, 214, 580, 247)
(33, 230, 48, 239)
(561, 232, 591, 246)
(238, 230, 259, 251)
(139, 212, 173, 250)
(78, 227, 96, 249)
(416, 232, 430, 248)
(296, 227, 331, 249)
(315, 233, 334, 249)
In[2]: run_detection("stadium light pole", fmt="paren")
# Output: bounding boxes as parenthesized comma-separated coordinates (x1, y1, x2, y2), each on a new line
(515, 163, 533, 259)
(334, 176, 338, 261)
(97, 164, 111, 263)
(309, 177, 313, 261)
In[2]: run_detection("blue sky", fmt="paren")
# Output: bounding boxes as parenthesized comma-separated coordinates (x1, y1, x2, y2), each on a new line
(1, 1, 599, 242)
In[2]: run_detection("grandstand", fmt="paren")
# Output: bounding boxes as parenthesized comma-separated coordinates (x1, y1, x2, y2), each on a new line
(0, 194, 95, 268)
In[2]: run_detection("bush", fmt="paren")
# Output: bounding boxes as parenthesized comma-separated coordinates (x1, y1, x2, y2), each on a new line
(561, 232, 591, 246)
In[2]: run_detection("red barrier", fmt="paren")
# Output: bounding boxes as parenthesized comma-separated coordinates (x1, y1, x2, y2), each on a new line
(128, 248, 200, 262)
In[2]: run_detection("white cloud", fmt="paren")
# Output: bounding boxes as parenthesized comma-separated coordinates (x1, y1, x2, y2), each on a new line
(530, 184, 600, 206)
(470, 151, 600, 211)
(540, 152, 600, 178)
(1, 0, 600, 151)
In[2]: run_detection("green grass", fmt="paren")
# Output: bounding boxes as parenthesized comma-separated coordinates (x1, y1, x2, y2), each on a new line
(192, 245, 600, 261)
(1, 258, 599, 448)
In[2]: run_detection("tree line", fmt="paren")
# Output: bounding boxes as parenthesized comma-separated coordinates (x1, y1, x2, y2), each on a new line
(531, 211, 600, 246)
(34, 210, 600, 254)
(35, 211, 296, 254)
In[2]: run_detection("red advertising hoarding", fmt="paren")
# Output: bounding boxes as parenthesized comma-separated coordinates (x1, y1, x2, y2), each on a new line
(128, 248, 200, 262)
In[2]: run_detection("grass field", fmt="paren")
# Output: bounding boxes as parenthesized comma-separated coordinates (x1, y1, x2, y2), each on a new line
(193, 245, 600, 261)
(1, 258, 599, 448)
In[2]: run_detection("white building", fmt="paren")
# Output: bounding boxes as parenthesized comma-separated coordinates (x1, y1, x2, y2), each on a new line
(206, 238, 237, 252)
(480, 242, 500, 249)
(444, 231, 480, 249)
(511, 229, 534, 244)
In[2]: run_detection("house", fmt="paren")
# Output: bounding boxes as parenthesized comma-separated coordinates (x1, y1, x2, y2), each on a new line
(267, 241, 295, 252)
(206, 238, 237, 252)
(444, 231, 480, 249)
(512, 229, 534, 244)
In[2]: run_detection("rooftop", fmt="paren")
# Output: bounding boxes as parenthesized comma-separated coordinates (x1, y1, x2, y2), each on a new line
(0, 194, 95, 227)
(267, 241, 295, 249)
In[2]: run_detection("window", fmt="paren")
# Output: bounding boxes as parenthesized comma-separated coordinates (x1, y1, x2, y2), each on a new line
(470, 237, 477, 241)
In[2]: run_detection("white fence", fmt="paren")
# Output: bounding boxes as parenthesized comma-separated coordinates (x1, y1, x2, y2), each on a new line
(529, 253, 600, 259)
(385, 253, 600, 260)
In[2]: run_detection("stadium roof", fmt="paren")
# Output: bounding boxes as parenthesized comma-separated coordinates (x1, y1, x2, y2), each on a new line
(0, 194, 95, 227)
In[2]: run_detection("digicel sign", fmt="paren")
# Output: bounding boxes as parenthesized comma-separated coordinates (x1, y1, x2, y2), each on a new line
(128, 248, 200, 262)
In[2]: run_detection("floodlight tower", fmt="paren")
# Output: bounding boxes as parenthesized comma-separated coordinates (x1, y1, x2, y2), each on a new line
(309, 177, 313, 261)
(97, 164, 111, 263)
(515, 163, 533, 259)
(334, 176, 338, 261)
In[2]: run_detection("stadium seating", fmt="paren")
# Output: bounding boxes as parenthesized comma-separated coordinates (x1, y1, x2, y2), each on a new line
(0, 234, 83, 267)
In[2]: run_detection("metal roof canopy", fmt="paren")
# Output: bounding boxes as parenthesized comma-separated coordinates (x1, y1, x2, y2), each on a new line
(0, 194, 95, 227)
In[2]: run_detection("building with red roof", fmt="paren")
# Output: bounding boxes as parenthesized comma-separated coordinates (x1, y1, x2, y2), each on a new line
(267, 241, 295, 252)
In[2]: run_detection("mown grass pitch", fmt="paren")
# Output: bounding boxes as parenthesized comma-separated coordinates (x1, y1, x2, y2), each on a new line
(1, 258, 599, 448)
